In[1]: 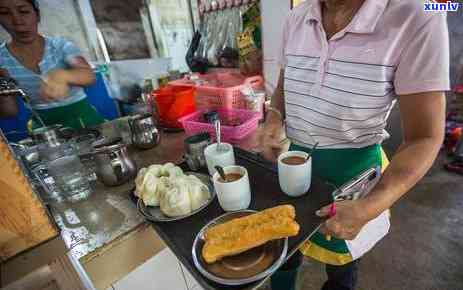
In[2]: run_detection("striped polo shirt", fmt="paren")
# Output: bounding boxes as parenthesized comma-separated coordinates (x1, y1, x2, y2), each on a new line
(280, 0, 450, 149)
(0, 36, 87, 110)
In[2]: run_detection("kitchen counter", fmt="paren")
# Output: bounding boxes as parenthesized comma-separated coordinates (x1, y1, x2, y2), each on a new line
(1, 123, 265, 289)
(47, 131, 186, 261)
(43, 128, 264, 288)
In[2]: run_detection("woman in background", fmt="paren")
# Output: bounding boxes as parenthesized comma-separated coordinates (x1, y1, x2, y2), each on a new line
(0, 0, 104, 140)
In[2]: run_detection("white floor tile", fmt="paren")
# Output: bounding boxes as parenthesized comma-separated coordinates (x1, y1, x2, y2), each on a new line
(179, 263, 201, 290)
(191, 284, 205, 290)
(114, 248, 187, 290)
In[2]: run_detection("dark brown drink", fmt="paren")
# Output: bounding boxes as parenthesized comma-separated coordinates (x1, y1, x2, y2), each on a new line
(282, 156, 306, 166)
(219, 173, 243, 183)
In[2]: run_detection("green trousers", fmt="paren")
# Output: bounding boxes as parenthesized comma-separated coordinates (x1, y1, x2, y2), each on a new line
(293, 143, 383, 264)
(33, 98, 105, 130)
(271, 143, 384, 290)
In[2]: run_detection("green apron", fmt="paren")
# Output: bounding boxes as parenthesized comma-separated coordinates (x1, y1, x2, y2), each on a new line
(290, 143, 390, 265)
(32, 98, 105, 130)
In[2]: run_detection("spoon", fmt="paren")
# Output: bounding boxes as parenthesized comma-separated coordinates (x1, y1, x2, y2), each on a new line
(215, 165, 228, 182)
(279, 138, 289, 145)
(306, 142, 319, 161)
(215, 119, 225, 152)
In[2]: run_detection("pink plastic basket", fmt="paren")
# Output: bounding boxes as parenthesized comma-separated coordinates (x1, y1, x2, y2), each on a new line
(169, 72, 264, 113)
(179, 109, 261, 143)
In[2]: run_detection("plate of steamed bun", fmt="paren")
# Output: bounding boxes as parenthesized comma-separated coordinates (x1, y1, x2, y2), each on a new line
(135, 163, 216, 222)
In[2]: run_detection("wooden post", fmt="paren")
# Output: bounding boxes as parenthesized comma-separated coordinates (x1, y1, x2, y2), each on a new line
(0, 134, 58, 261)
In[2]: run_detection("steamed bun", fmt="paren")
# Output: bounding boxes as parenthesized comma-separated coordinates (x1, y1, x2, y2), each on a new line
(184, 175, 211, 211)
(135, 163, 184, 205)
(147, 164, 163, 177)
(157, 163, 184, 179)
(161, 162, 175, 172)
(141, 171, 161, 206)
(156, 176, 173, 200)
(134, 168, 148, 198)
(135, 163, 211, 218)
(160, 178, 192, 217)
(166, 167, 184, 179)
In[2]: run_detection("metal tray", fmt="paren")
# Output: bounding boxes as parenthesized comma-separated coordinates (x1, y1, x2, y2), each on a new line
(192, 210, 288, 286)
(137, 172, 216, 222)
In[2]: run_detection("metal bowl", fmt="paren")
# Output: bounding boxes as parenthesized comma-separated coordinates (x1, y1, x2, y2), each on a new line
(192, 210, 288, 286)
(137, 172, 216, 222)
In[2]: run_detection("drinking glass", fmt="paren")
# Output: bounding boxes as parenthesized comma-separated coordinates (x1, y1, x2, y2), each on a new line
(46, 147, 92, 202)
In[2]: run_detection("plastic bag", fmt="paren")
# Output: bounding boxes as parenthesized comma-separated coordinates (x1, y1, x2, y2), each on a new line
(193, 0, 242, 68)
(186, 31, 209, 73)
(237, 1, 263, 76)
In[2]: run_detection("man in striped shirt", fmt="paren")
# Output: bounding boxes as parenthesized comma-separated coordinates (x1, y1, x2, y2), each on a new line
(260, 0, 449, 289)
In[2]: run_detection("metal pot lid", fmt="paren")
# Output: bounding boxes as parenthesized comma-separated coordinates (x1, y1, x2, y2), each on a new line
(92, 137, 125, 154)
(192, 210, 288, 286)
(31, 124, 63, 135)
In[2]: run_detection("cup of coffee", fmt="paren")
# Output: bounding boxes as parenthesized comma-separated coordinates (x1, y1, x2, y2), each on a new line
(278, 151, 312, 197)
(204, 143, 236, 176)
(213, 166, 251, 211)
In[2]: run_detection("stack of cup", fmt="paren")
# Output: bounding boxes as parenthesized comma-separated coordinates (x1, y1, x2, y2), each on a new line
(204, 143, 236, 176)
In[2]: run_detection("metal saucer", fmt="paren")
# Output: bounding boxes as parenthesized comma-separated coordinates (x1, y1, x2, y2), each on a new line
(137, 172, 216, 222)
(192, 210, 288, 286)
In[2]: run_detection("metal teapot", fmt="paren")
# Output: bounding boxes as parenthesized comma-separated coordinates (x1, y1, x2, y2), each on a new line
(128, 113, 161, 150)
(92, 138, 137, 187)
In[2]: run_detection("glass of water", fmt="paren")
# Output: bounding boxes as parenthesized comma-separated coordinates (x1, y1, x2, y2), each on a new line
(71, 134, 99, 182)
(47, 153, 92, 202)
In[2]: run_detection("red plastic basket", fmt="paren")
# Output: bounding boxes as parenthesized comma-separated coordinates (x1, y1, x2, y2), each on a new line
(153, 85, 196, 128)
(169, 72, 264, 113)
(179, 109, 261, 143)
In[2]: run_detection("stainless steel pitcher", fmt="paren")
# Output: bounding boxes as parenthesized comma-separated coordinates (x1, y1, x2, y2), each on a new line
(128, 113, 161, 150)
(92, 138, 137, 187)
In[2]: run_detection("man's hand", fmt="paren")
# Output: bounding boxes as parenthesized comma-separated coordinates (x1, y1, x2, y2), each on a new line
(39, 69, 71, 101)
(317, 200, 372, 241)
(259, 111, 285, 162)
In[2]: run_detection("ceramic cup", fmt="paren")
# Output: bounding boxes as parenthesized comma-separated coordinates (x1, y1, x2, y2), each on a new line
(204, 143, 236, 176)
(213, 166, 251, 212)
(278, 151, 312, 197)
